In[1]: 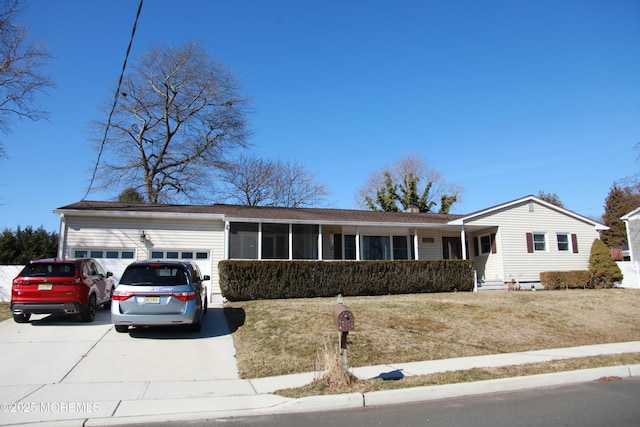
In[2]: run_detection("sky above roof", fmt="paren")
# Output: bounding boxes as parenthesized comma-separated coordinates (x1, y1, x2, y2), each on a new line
(1, 0, 639, 232)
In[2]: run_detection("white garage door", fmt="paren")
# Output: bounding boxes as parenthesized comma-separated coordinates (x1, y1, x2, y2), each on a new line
(71, 248, 136, 283)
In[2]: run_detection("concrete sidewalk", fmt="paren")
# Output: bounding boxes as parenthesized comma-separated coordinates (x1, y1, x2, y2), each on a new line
(1, 302, 639, 426)
(3, 343, 639, 426)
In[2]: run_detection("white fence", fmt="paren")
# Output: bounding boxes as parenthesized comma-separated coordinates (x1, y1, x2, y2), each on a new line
(0, 266, 23, 302)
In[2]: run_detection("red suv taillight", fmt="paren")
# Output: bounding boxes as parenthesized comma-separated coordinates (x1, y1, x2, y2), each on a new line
(172, 291, 195, 301)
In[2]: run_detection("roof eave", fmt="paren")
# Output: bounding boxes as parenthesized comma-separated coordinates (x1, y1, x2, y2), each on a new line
(53, 208, 225, 221)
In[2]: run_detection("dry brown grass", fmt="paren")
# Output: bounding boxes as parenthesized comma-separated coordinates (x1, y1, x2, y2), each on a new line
(224, 289, 640, 379)
(0, 303, 11, 321)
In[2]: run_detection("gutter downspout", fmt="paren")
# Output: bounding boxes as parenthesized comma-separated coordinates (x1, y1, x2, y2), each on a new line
(57, 214, 67, 259)
(224, 221, 230, 260)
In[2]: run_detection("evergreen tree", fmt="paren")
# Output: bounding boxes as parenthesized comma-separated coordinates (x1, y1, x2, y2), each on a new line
(601, 183, 640, 246)
(117, 188, 146, 203)
(589, 238, 623, 288)
(365, 171, 400, 212)
(439, 194, 457, 214)
(398, 173, 436, 212)
(0, 226, 58, 264)
(358, 154, 461, 213)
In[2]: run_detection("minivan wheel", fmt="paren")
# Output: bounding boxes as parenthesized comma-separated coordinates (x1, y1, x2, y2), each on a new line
(114, 325, 129, 333)
(80, 295, 97, 322)
(13, 312, 31, 323)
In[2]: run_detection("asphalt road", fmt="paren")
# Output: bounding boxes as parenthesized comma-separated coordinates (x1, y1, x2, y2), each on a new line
(121, 377, 640, 427)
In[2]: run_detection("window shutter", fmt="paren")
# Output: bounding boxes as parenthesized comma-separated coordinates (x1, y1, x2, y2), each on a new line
(491, 233, 497, 254)
(571, 234, 579, 253)
(473, 237, 479, 256)
(526, 233, 534, 253)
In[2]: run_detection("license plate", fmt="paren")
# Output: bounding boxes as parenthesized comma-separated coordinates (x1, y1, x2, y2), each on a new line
(38, 284, 53, 290)
(145, 296, 160, 304)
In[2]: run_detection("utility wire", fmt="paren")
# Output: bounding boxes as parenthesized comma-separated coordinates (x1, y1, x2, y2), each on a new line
(83, 0, 144, 201)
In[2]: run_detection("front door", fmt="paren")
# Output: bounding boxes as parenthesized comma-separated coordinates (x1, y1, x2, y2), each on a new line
(442, 237, 462, 259)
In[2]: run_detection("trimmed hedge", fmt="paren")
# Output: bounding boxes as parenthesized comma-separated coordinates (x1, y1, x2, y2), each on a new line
(219, 260, 475, 301)
(540, 270, 591, 290)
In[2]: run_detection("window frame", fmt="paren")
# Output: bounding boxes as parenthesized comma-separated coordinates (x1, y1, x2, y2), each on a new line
(533, 232, 547, 252)
(557, 233, 570, 251)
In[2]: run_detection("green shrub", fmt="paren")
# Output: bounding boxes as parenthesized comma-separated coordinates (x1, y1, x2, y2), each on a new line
(219, 260, 475, 301)
(588, 239, 623, 288)
(540, 270, 591, 289)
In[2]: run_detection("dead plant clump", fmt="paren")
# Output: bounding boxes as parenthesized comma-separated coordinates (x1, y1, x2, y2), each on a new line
(311, 335, 361, 392)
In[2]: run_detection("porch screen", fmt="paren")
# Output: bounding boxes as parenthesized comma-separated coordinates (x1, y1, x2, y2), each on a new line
(363, 236, 391, 260)
(292, 224, 319, 259)
(262, 223, 289, 259)
(229, 223, 258, 259)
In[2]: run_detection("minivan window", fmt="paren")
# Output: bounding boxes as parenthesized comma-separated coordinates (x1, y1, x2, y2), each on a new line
(120, 265, 188, 286)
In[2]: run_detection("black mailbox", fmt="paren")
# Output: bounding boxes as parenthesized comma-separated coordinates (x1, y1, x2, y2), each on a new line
(333, 304, 355, 332)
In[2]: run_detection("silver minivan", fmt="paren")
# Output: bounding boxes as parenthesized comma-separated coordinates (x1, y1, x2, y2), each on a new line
(111, 260, 209, 332)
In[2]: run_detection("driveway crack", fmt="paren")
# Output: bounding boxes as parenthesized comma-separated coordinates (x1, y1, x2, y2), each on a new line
(58, 326, 111, 383)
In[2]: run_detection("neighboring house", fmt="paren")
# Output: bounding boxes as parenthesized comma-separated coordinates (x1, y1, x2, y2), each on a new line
(621, 207, 640, 263)
(619, 208, 640, 288)
(52, 195, 607, 301)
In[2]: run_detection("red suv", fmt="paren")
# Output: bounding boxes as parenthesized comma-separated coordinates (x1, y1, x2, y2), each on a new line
(11, 258, 115, 323)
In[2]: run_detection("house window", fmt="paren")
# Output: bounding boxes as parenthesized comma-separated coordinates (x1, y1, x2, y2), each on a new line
(73, 249, 135, 259)
(479, 234, 492, 255)
(344, 235, 356, 260)
(151, 250, 209, 260)
(363, 236, 391, 260)
(262, 223, 289, 259)
(557, 233, 569, 251)
(393, 236, 409, 260)
(533, 233, 546, 251)
(292, 224, 318, 259)
(229, 223, 258, 259)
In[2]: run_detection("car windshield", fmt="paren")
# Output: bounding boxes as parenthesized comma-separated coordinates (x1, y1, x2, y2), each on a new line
(20, 263, 76, 277)
(120, 265, 188, 286)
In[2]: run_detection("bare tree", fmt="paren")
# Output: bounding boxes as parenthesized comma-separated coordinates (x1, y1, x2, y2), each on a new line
(218, 154, 328, 208)
(93, 42, 251, 203)
(357, 153, 462, 213)
(0, 0, 54, 158)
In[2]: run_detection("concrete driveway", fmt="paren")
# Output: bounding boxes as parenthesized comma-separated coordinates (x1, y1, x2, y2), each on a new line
(0, 306, 248, 425)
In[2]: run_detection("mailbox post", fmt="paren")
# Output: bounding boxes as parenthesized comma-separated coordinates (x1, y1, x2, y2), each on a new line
(333, 301, 355, 370)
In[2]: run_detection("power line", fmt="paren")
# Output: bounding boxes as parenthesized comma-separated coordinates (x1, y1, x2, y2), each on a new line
(83, 0, 144, 201)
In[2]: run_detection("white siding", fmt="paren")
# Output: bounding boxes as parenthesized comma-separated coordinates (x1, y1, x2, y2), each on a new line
(417, 230, 442, 260)
(465, 201, 600, 283)
(62, 215, 225, 296)
(469, 229, 504, 281)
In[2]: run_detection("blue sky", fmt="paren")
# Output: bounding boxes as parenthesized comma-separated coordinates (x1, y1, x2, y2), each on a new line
(1, 0, 639, 232)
